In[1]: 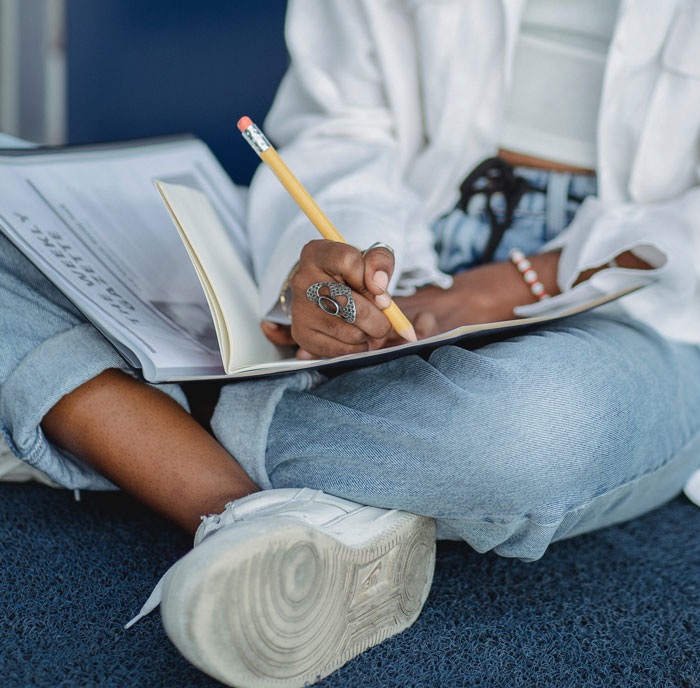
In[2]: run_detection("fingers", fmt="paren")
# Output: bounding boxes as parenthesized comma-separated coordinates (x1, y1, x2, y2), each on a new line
(292, 240, 392, 325)
(291, 289, 392, 358)
(260, 321, 296, 346)
(370, 310, 440, 350)
(413, 311, 440, 339)
(362, 245, 395, 310)
(299, 240, 367, 292)
(293, 330, 372, 359)
(289, 239, 402, 358)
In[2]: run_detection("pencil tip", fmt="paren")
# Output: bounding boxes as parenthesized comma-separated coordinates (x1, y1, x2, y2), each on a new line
(400, 325, 418, 342)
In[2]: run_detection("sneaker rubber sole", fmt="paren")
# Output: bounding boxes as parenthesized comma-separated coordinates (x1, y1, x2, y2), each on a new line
(160, 511, 436, 688)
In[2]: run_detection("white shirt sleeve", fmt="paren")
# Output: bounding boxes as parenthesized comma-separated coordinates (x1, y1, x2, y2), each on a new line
(246, 0, 450, 322)
(514, 175, 700, 344)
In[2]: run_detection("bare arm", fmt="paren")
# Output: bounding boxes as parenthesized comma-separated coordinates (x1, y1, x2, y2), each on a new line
(262, 244, 652, 357)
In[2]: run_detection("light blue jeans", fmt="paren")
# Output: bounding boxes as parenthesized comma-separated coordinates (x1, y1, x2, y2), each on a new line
(2, 134, 700, 560)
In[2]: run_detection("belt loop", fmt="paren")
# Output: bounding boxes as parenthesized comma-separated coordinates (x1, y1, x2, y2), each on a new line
(545, 171, 571, 239)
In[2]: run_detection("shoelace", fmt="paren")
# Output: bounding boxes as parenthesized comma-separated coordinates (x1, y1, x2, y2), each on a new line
(194, 487, 321, 545)
(124, 573, 169, 629)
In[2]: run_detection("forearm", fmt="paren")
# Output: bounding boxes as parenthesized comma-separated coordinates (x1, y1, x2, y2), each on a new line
(261, 242, 653, 356)
(394, 252, 558, 331)
(396, 249, 652, 333)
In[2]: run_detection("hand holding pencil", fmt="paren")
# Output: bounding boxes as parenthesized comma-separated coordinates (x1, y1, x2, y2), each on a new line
(238, 116, 417, 357)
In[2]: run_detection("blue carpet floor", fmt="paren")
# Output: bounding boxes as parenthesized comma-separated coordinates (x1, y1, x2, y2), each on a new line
(1, 483, 698, 687)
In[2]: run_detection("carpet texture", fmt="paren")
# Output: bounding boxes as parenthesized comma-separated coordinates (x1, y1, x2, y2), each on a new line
(1, 483, 698, 688)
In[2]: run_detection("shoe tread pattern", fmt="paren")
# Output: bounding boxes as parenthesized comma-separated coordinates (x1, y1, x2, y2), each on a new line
(163, 512, 436, 688)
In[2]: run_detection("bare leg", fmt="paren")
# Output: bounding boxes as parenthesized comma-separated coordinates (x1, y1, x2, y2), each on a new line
(41, 369, 259, 534)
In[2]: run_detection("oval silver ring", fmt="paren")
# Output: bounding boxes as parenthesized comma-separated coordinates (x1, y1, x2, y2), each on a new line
(318, 295, 341, 316)
(306, 281, 357, 324)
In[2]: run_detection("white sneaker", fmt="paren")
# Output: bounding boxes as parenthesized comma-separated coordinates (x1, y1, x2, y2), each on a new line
(131, 488, 435, 688)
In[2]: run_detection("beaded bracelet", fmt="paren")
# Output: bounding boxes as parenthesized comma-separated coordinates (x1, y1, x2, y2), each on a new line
(508, 248, 551, 301)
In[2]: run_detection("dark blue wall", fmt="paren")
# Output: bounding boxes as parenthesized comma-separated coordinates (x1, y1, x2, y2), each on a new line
(66, 0, 289, 184)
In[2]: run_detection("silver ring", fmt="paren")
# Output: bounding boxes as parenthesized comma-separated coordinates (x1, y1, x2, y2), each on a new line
(306, 282, 357, 323)
(362, 241, 395, 257)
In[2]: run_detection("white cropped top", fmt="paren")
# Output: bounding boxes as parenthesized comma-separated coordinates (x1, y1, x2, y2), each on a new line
(500, 0, 621, 169)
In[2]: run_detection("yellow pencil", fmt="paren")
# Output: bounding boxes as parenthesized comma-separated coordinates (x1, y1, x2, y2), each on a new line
(238, 116, 417, 343)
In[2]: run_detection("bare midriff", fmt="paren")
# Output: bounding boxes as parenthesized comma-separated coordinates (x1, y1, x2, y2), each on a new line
(498, 148, 595, 175)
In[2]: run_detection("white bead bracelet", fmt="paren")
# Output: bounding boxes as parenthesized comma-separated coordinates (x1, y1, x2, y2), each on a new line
(509, 248, 551, 302)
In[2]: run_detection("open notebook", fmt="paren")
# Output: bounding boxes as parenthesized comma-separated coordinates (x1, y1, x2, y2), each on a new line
(0, 136, 646, 383)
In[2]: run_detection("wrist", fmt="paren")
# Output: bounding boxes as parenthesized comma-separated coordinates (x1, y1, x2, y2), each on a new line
(523, 251, 560, 296)
(509, 249, 556, 302)
(468, 250, 560, 322)
(396, 250, 561, 331)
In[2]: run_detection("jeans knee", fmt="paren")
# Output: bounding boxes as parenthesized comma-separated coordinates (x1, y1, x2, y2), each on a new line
(469, 385, 624, 525)
(268, 347, 640, 538)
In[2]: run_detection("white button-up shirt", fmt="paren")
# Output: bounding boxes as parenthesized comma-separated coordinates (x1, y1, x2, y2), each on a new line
(248, 0, 700, 346)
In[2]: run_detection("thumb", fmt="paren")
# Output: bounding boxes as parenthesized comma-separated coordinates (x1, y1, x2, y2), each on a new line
(363, 244, 395, 309)
(260, 321, 296, 346)
(413, 312, 440, 339)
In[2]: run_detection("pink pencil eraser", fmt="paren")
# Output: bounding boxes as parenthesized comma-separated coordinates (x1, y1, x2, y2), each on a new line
(237, 116, 253, 132)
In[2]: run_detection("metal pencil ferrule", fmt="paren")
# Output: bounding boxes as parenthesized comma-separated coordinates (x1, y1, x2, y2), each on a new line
(241, 123, 271, 155)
